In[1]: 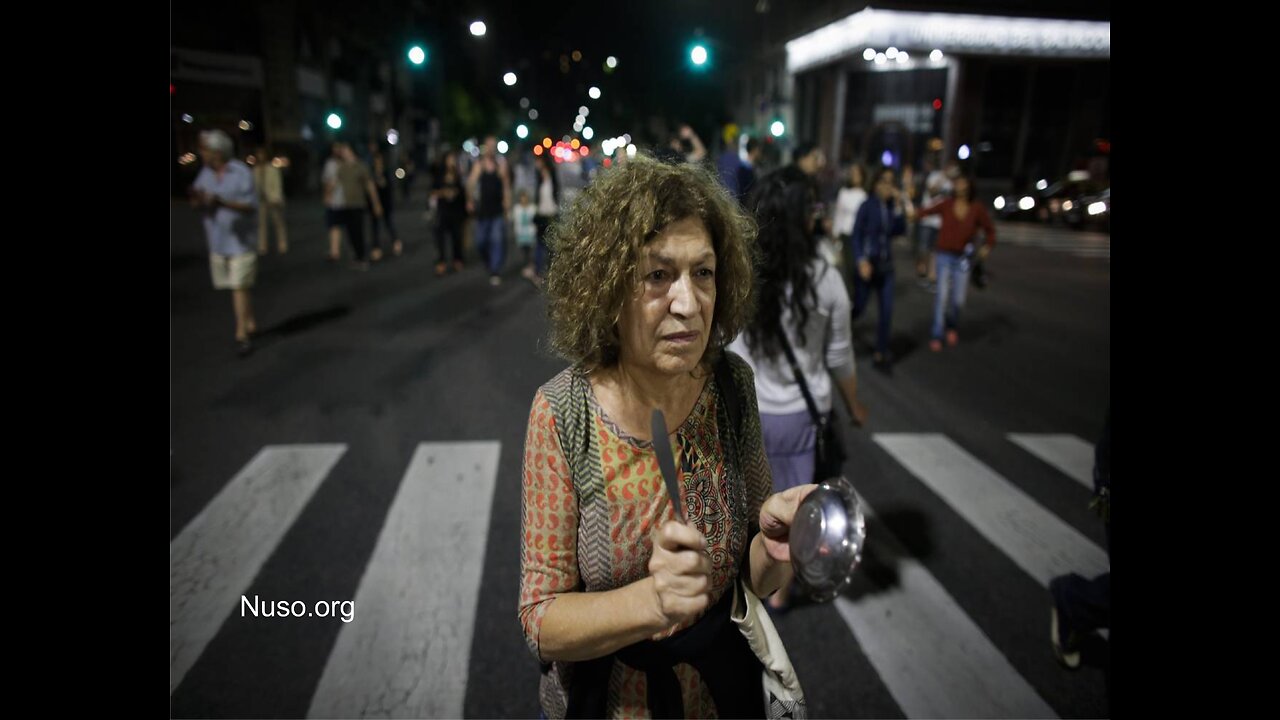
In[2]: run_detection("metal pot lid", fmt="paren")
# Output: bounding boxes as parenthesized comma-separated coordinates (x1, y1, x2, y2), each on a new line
(790, 476, 866, 602)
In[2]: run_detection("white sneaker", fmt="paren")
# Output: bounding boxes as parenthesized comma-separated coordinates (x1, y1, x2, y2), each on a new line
(1050, 607, 1081, 670)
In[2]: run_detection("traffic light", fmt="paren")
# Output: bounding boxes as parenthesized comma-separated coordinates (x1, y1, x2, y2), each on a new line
(689, 43, 710, 69)
(408, 45, 427, 66)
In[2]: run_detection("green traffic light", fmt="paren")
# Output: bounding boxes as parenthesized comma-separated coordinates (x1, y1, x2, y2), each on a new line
(690, 44, 708, 66)
(327, 113, 343, 130)
(408, 46, 426, 66)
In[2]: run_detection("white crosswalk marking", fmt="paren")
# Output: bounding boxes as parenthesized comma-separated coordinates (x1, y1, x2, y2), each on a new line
(1008, 434, 1095, 489)
(874, 434, 1109, 587)
(307, 442, 501, 719)
(834, 493, 1057, 718)
(171, 444, 347, 694)
(173, 429, 1112, 718)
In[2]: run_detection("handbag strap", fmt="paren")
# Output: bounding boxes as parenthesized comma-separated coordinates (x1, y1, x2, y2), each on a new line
(778, 333, 825, 431)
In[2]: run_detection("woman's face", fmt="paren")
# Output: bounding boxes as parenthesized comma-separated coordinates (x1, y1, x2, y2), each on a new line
(875, 171, 896, 199)
(617, 217, 717, 377)
(954, 177, 971, 200)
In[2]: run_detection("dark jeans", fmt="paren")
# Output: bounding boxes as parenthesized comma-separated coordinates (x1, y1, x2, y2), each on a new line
(853, 265, 895, 358)
(475, 217, 506, 276)
(335, 208, 366, 261)
(1051, 523, 1110, 640)
(369, 188, 398, 249)
(435, 216, 464, 264)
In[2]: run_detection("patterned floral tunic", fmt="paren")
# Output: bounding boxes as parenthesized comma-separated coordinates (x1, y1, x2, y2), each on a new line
(519, 353, 773, 718)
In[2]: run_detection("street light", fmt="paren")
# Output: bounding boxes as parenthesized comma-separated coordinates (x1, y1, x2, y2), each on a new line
(504, 72, 517, 86)
(470, 21, 486, 36)
(606, 56, 618, 68)
(516, 124, 529, 139)
(588, 86, 601, 99)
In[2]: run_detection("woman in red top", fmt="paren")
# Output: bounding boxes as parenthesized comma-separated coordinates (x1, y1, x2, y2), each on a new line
(913, 174, 996, 351)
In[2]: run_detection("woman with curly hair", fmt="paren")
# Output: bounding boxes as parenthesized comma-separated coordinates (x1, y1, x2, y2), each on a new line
(728, 167, 869, 611)
(519, 155, 814, 719)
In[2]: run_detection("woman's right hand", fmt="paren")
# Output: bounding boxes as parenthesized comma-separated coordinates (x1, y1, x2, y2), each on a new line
(648, 520, 712, 630)
(858, 259, 873, 281)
